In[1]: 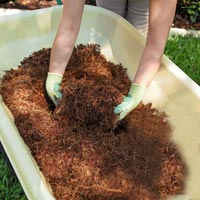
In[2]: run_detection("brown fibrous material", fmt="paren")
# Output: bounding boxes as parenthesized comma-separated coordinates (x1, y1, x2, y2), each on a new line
(0, 44, 187, 200)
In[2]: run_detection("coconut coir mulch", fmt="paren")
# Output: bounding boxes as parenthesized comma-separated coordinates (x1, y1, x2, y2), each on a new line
(0, 44, 187, 200)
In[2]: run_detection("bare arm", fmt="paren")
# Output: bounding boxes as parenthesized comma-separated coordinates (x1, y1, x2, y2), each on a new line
(133, 0, 177, 87)
(49, 0, 85, 75)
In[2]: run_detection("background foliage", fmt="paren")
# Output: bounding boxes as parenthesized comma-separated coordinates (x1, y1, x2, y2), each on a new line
(176, 0, 200, 22)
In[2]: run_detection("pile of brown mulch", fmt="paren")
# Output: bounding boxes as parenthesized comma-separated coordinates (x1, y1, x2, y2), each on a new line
(0, 0, 57, 10)
(0, 44, 187, 200)
(0, 0, 95, 10)
(55, 44, 129, 129)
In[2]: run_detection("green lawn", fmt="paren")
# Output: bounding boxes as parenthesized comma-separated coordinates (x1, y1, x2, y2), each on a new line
(0, 154, 27, 200)
(165, 34, 200, 86)
(0, 34, 199, 199)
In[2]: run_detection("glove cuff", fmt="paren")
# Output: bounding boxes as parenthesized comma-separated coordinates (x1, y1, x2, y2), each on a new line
(128, 83, 146, 102)
(47, 72, 63, 83)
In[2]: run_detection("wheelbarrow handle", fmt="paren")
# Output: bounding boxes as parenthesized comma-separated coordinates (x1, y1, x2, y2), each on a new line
(56, 0, 62, 5)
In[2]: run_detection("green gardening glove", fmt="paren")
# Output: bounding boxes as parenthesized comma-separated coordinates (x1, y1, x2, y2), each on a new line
(45, 72, 63, 106)
(169, 195, 191, 200)
(114, 83, 146, 121)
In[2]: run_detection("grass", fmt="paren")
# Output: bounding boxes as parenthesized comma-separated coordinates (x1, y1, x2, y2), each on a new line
(0, 153, 27, 200)
(164, 34, 200, 85)
(0, 34, 199, 199)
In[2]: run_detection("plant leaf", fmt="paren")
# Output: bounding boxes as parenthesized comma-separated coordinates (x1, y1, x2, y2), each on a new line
(190, 14, 197, 23)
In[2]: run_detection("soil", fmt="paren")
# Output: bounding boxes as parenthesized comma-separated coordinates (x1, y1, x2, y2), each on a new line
(0, 0, 199, 30)
(0, 44, 187, 200)
(172, 14, 200, 31)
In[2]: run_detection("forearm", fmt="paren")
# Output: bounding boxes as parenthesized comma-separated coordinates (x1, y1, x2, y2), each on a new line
(49, 0, 85, 75)
(133, 0, 177, 87)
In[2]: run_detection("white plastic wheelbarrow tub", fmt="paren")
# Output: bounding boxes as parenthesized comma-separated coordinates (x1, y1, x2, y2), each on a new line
(0, 5, 200, 200)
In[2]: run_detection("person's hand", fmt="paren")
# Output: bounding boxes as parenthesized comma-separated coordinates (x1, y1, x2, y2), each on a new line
(45, 72, 63, 106)
(114, 83, 146, 121)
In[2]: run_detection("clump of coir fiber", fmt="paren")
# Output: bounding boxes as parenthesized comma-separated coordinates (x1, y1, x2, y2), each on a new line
(54, 44, 130, 129)
(0, 44, 187, 200)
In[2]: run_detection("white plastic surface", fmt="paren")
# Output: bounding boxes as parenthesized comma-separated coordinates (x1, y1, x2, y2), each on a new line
(0, 5, 200, 200)
(0, 8, 28, 16)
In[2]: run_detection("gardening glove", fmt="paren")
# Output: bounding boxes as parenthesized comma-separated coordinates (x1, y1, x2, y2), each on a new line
(114, 83, 146, 121)
(45, 72, 63, 106)
(170, 195, 191, 200)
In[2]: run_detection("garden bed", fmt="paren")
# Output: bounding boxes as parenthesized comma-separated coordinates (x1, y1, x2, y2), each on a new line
(0, 44, 187, 200)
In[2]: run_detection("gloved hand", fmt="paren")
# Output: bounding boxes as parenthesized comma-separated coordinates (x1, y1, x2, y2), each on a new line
(169, 195, 191, 200)
(45, 72, 63, 106)
(114, 83, 146, 121)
